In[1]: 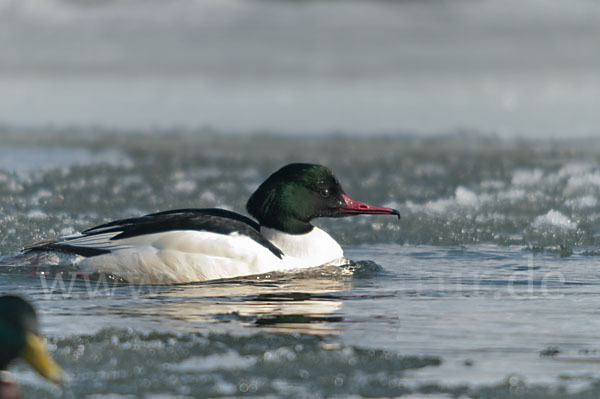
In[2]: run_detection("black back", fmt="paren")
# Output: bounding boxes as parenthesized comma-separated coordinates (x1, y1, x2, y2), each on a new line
(29, 209, 283, 259)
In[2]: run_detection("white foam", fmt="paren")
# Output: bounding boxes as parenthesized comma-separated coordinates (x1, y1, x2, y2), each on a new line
(199, 191, 217, 203)
(166, 352, 256, 372)
(511, 169, 544, 186)
(30, 189, 53, 206)
(565, 195, 598, 209)
(60, 227, 77, 236)
(455, 186, 479, 207)
(423, 198, 455, 215)
(26, 209, 48, 219)
(564, 172, 600, 194)
(172, 180, 197, 194)
(531, 210, 577, 230)
(409, 186, 484, 215)
(557, 162, 595, 179)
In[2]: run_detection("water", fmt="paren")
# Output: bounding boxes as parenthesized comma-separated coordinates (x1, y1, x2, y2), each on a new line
(2, 132, 600, 397)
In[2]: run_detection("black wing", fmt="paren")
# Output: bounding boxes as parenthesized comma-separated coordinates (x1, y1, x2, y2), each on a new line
(25, 208, 284, 259)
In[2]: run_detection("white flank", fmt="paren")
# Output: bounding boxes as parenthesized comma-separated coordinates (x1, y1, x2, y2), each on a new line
(73, 228, 346, 284)
(260, 226, 346, 267)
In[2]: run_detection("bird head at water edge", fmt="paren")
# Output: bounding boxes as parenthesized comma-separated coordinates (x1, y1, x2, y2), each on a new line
(0, 295, 64, 386)
(246, 163, 401, 234)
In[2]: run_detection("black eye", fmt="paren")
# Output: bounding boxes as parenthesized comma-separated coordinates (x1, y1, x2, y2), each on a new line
(320, 188, 330, 198)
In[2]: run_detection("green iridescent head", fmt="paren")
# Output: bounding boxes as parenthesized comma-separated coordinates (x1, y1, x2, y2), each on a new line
(246, 163, 400, 234)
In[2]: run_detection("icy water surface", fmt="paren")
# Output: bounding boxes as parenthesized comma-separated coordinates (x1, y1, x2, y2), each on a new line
(2, 132, 600, 397)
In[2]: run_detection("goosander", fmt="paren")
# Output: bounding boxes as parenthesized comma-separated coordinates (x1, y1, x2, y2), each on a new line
(25, 163, 400, 284)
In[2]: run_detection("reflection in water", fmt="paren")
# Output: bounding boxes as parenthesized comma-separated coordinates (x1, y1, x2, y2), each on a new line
(110, 269, 351, 335)
(0, 261, 381, 336)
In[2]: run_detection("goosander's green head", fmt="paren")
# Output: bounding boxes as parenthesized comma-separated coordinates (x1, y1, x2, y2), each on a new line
(246, 163, 400, 234)
(0, 295, 63, 385)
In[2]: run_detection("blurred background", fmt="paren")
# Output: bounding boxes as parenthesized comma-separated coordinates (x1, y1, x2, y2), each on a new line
(1, 0, 599, 137)
(5, 3, 600, 397)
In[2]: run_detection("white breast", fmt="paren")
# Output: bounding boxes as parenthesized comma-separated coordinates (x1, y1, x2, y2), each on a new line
(260, 226, 346, 268)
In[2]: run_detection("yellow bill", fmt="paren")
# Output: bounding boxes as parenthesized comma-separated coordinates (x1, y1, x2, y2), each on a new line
(20, 333, 63, 385)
